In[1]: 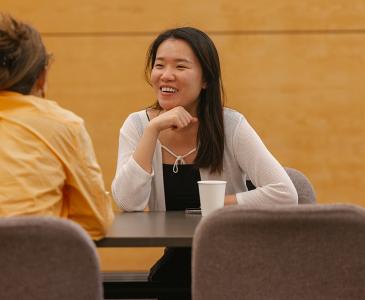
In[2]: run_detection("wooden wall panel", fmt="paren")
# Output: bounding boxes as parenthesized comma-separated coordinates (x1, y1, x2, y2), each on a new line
(3, 0, 365, 33)
(43, 36, 154, 190)
(216, 34, 365, 206)
(97, 248, 163, 272)
(43, 35, 365, 206)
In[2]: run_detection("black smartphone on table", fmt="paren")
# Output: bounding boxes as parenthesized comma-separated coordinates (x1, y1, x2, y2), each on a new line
(185, 208, 202, 215)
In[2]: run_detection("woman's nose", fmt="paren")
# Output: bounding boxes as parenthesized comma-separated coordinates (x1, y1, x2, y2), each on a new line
(161, 68, 175, 81)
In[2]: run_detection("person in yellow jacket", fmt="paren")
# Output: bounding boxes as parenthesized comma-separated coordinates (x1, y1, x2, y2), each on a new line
(0, 13, 114, 240)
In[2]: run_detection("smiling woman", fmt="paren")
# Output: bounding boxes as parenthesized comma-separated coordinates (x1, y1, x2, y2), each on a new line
(111, 26, 297, 299)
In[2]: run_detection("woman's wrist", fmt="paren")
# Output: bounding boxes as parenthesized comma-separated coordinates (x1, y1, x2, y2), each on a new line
(224, 194, 237, 205)
(145, 121, 160, 137)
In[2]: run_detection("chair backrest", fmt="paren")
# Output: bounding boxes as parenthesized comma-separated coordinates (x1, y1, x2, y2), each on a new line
(192, 204, 365, 300)
(285, 167, 316, 204)
(0, 217, 103, 300)
(246, 167, 316, 204)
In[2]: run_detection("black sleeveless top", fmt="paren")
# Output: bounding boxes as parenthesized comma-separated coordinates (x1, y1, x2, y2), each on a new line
(163, 164, 201, 211)
(146, 110, 201, 211)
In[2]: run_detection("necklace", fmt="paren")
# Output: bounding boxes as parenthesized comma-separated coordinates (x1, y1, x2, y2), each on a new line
(161, 144, 196, 173)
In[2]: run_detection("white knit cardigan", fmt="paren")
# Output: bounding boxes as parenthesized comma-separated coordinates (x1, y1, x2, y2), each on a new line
(112, 108, 298, 211)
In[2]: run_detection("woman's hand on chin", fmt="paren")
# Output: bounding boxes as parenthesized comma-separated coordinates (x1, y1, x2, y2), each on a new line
(148, 106, 198, 133)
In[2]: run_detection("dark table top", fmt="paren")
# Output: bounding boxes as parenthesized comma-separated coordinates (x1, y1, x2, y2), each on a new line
(95, 211, 202, 247)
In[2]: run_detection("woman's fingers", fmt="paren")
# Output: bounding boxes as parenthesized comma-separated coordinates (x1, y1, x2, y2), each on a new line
(151, 106, 197, 132)
(174, 109, 196, 129)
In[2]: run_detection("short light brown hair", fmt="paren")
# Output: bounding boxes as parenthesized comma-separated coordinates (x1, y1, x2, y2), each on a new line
(0, 14, 50, 94)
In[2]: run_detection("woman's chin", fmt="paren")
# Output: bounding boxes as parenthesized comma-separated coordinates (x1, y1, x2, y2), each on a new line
(158, 102, 177, 111)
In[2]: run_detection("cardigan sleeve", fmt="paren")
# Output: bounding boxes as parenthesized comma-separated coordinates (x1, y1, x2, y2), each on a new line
(111, 113, 153, 211)
(232, 115, 298, 206)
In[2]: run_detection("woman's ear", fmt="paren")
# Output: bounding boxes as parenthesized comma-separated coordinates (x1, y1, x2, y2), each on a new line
(31, 68, 47, 98)
(202, 80, 207, 90)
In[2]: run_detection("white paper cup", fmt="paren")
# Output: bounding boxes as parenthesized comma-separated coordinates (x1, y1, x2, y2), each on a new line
(198, 181, 226, 216)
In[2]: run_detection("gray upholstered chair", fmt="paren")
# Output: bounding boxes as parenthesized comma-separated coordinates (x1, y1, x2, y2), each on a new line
(0, 217, 103, 300)
(246, 167, 316, 204)
(192, 204, 365, 300)
(285, 167, 316, 204)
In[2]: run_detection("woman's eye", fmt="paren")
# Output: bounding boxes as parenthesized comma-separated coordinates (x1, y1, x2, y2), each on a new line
(154, 64, 164, 69)
(177, 65, 187, 69)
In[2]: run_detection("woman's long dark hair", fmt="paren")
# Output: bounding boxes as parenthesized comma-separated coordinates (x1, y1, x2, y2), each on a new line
(145, 27, 225, 173)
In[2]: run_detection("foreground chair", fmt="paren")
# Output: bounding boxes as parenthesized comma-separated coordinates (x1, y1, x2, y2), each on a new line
(192, 204, 365, 300)
(0, 217, 103, 300)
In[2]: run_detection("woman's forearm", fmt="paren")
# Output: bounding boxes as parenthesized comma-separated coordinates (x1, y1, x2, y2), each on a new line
(132, 124, 159, 174)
